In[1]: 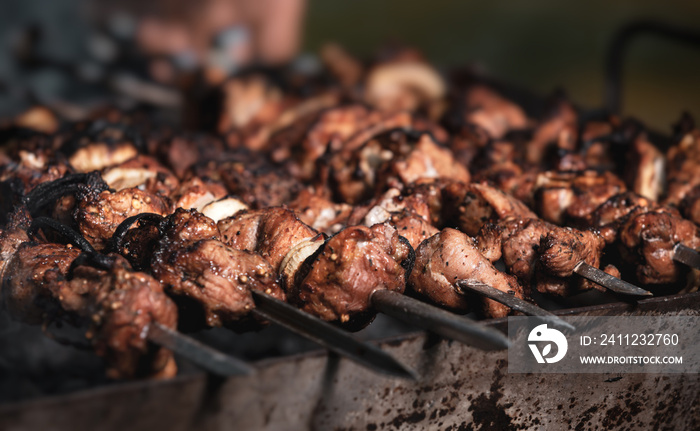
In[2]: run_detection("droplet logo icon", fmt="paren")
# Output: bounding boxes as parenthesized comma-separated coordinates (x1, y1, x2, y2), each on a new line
(528, 324, 568, 364)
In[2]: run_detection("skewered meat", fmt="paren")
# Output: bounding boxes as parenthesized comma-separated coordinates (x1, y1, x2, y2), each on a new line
(170, 176, 229, 212)
(76, 187, 171, 250)
(624, 134, 665, 202)
(328, 130, 468, 204)
(536, 228, 606, 296)
(665, 118, 700, 205)
(2, 239, 177, 379)
(584, 192, 656, 244)
(287, 187, 352, 234)
(680, 185, 700, 226)
(347, 187, 439, 249)
(2, 242, 81, 324)
(218, 207, 319, 273)
(534, 170, 626, 226)
(619, 207, 700, 285)
(410, 228, 525, 318)
(101, 155, 180, 197)
(443, 182, 535, 236)
(463, 85, 529, 139)
(151, 209, 283, 327)
(476, 217, 553, 290)
(525, 95, 577, 165)
(364, 58, 446, 116)
(67, 260, 178, 379)
(476, 216, 606, 296)
(290, 223, 412, 323)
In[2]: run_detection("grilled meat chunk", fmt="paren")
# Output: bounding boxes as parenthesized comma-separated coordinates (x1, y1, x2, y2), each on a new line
(101, 155, 179, 197)
(443, 182, 535, 236)
(170, 176, 228, 212)
(410, 228, 525, 318)
(218, 207, 319, 273)
(476, 217, 553, 290)
(291, 224, 412, 323)
(534, 170, 626, 226)
(619, 208, 700, 285)
(64, 261, 178, 379)
(585, 192, 656, 244)
(2, 242, 81, 324)
(76, 187, 172, 250)
(463, 86, 528, 139)
(539, 228, 605, 278)
(625, 135, 665, 202)
(2, 242, 177, 380)
(665, 123, 700, 205)
(152, 209, 283, 327)
(287, 188, 352, 234)
(680, 185, 700, 226)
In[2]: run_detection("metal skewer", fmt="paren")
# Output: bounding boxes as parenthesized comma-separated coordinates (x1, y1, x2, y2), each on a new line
(369, 289, 510, 350)
(456, 280, 575, 331)
(672, 243, 700, 270)
(147, 322, 255, 376)
(250, 290, 418, 380)
(573, 262, 653, 296)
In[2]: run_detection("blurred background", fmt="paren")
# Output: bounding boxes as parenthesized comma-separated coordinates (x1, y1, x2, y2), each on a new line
(0, 0, 699, 130)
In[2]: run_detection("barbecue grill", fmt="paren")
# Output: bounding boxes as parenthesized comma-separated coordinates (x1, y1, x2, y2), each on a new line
(1, 9, 700, 430)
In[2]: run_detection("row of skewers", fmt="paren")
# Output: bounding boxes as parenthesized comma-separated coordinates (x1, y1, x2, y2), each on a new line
(2, 46, 700, 381)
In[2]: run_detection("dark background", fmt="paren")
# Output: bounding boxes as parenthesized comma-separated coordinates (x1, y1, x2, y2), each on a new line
(0, 1, 699, 132)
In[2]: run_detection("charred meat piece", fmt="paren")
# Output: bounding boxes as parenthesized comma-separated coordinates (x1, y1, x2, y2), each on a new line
(170, 176, 228, 212)
(525, 95, 578, 165)
(463, 85, 529, 139)
(619, 208, 700, 285)
(347, 188, 440, 249)
(443, 182, 535, 236)
(476, 217, 553, 291)
(681, 185, 700, 226)
(381, 133, 470, 188)
(624, 135, 665, 202)
(75, 187, 172, 250)
(584, 192, 656, 244)
(62, 121, 142, 173)
(291, 224, 412, 323)
(61, 260, 178, 379)
(328, 130, 468, 204)
(197, 160, 301, 209)
(292, 105, 412, 181)
(665, 121, 700, 205)
(410, 228, 525, 318)
(534, 170, 626, 226)
(101, 155, 180, 197)
(536, 228, 606, 296)
(152, 209, 283, 327)
(2, 242, 81, 324)
(218, 207, 319, 273)
(287, 188, 352, 234)
(2, 241, 177, 380)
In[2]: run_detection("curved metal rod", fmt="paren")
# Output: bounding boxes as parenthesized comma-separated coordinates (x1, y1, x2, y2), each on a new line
(605, 20, 700, 115)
